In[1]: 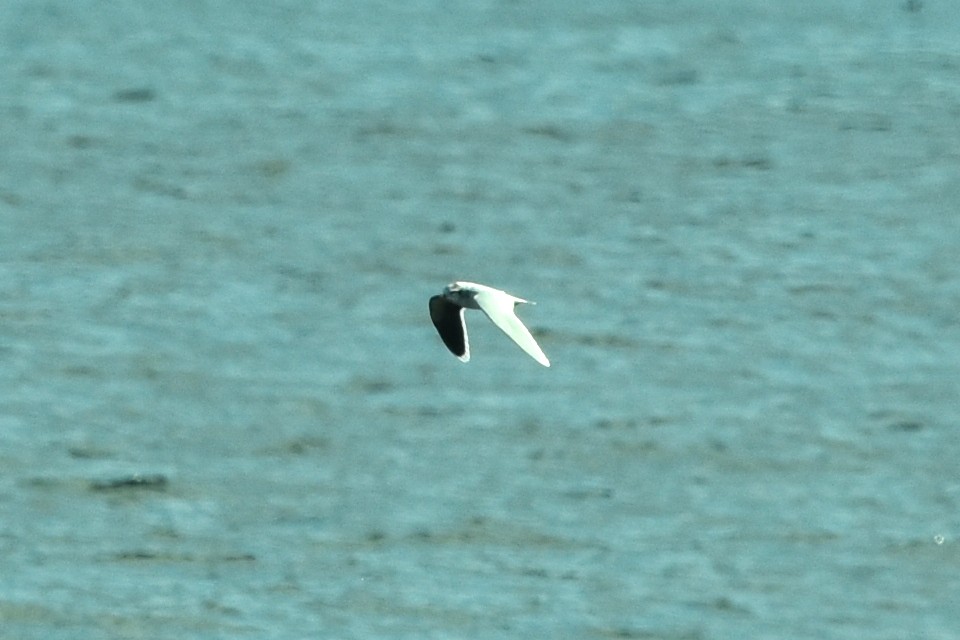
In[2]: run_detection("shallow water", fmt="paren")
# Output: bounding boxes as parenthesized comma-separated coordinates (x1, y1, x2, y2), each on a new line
(2, 1, 959, 638)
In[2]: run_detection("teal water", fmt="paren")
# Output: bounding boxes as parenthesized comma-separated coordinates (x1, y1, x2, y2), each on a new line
(2, 1, 959, 638)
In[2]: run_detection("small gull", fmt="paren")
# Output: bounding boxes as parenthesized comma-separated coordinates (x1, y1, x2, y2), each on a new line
(429, 281, 550, 367)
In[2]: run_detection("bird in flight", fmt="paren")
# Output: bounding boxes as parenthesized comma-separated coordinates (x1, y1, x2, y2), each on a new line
(429, 281, 550, 367)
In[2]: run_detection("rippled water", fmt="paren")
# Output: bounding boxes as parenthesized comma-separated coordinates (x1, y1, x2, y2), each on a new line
(2, 1, 959, 638)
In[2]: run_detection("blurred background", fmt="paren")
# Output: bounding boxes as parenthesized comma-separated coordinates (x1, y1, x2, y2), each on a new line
(2, 1, 958, 638)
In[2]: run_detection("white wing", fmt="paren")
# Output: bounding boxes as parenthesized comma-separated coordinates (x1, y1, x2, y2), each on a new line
(473, 289, 550, 367)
